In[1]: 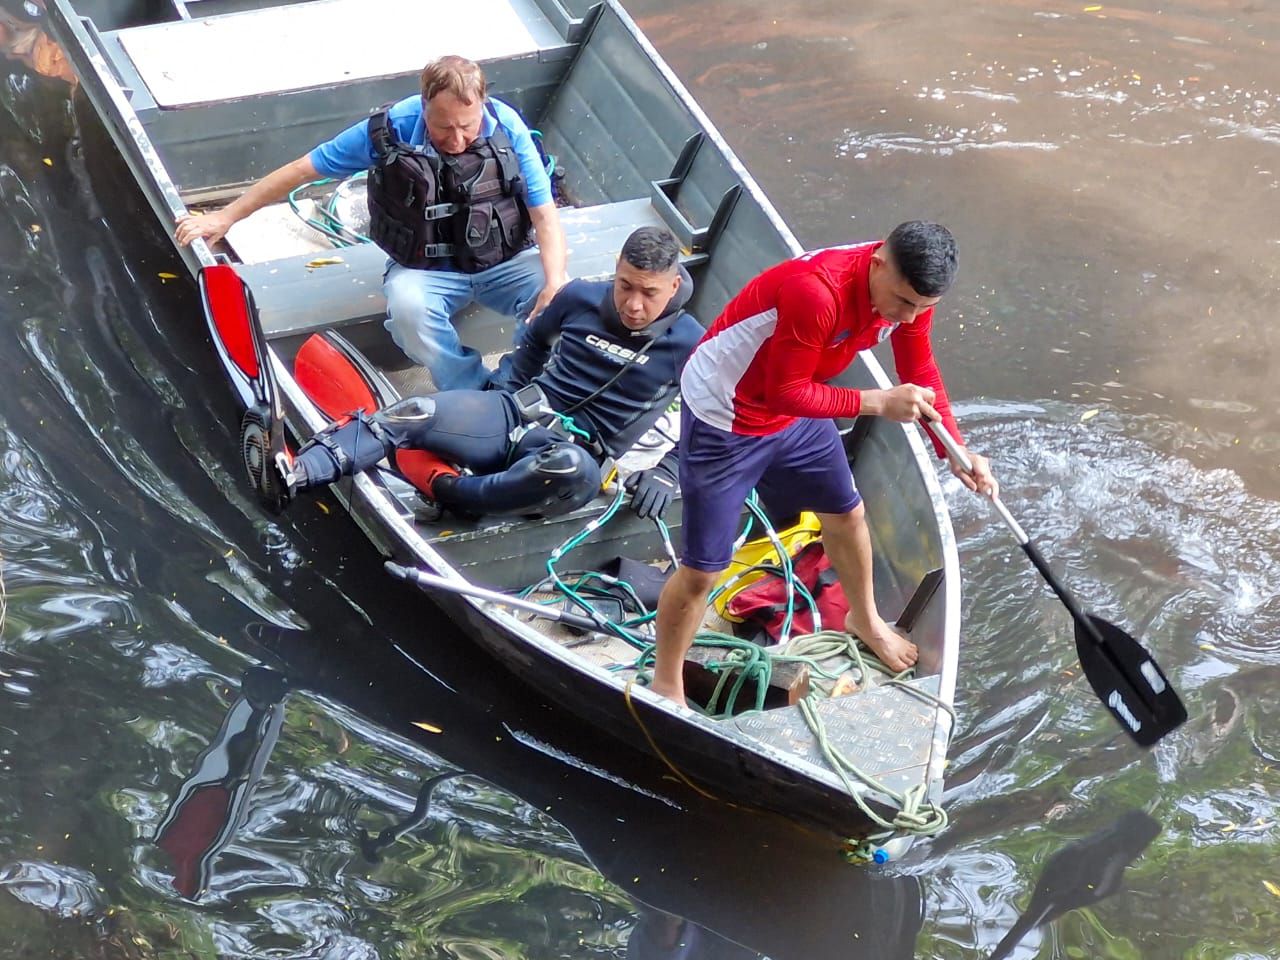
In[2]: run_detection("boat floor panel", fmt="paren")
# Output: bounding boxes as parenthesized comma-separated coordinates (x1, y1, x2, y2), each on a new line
(118, 0, 564, 108)
(419, 497, 678, 590)
(728, 679, 943, 795)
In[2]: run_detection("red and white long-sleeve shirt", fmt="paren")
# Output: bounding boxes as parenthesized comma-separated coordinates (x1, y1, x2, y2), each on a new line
(680, 242, 962, 457)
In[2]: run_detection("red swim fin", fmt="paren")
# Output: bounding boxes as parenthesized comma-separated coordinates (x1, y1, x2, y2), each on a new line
(198, 263, 277, 414)
(198, 264, 292, 512)
(293, 332, 457, 498)
(294, 333, 379, 419)
(155, 784, 233, 899)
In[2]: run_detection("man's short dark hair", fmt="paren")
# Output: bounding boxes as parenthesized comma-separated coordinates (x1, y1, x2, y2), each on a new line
(620, 227, 680, 274)
(885, 221, 958, 297)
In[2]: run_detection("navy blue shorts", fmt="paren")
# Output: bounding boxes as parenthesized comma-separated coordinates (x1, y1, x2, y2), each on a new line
(677, 413, 861, 572)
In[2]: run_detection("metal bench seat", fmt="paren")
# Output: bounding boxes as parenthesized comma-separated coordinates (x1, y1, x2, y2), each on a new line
(249, 197, 694, 341)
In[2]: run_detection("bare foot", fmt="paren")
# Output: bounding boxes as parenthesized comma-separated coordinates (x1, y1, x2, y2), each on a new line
(645, 676, 689, 708)
(845, 613, 918, 672)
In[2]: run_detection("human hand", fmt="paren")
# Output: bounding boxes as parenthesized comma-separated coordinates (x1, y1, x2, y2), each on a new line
(874, 383, 939, 423)
(949, 449, 999, 498)
(175, 211, 235, 247)
(625, 465, 678, 520)
(525, 274, 568, 323)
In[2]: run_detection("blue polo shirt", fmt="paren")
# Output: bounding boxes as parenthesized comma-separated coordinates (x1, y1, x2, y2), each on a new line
(308, 94, 553, 208)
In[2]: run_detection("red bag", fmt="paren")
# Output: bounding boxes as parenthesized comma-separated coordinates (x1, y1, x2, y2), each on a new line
(724, 541, 849, 643)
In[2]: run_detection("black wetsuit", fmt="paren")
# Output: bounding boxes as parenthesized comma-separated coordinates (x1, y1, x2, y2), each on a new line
(293, 271, 701, 518)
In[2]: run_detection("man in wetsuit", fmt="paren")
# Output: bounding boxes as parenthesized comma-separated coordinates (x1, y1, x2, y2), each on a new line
(270, 227, 701, 520)
(177, 55, 566, 393)
(648, 221, 999, 705)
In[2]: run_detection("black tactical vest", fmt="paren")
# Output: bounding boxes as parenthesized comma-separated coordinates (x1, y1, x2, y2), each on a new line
(366, 102, 532, 273)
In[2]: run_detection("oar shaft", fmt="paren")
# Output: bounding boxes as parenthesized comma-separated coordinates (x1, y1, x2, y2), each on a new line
(1018, 540, 1106, 645)
(385, 562, 603, 631)
(990, 495, 1029, 545)
(922, 420, 1103, 644)
(921, 421, 1184, 743)
(923, 420, 1030, 542)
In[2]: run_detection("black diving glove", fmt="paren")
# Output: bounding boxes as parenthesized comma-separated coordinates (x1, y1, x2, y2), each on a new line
(625, 464, 678, 521)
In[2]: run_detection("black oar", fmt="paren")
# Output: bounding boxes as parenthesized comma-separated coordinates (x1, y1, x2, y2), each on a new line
(989, 809, 1160, 959)
(924, 421, 1187, 746)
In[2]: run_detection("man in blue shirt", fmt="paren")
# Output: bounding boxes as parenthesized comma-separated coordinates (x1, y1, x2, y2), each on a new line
(176, 55, 566, 392)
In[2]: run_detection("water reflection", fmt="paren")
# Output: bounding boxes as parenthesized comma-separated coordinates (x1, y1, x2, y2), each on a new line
(135, 647, 933, 958)
(154, 667, 289, 899)
(248, 625, 929, 959)
(146, 657, 1165, 958)
(988, 809, 1160, 959)
(0, 2, 75, 85)
(355, 770, 479, 868)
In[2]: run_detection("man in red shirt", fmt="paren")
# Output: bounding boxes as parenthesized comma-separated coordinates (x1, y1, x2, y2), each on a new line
(650, 221, 997, 705)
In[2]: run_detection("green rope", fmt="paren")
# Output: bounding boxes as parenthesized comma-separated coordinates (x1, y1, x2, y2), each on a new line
(655, 517, 679, 568)
(798, 695, 949, 837)
(742, 496, 798, 640)
(287, 175, 371, 248)
(671, 626, 953, 839)
(539, 485, 650, 649)
(785, 629, 953, 837)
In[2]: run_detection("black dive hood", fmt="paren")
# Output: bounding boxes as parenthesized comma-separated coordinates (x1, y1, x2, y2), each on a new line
(599, 263, 693, 340)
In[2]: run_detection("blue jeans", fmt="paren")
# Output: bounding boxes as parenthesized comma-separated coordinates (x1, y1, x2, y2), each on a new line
(382, 249, 544, 391)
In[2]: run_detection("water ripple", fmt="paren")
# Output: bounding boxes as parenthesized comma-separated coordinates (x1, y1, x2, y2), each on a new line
(0, 860, 105, 919)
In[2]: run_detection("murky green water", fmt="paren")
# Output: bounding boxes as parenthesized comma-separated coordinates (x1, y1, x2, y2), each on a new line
(2, 2, 1279, 957)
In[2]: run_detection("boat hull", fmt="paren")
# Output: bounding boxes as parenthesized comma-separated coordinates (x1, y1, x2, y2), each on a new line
(46, 0, 960, 846)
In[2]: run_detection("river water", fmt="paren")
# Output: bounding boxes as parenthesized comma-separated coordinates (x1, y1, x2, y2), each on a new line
(1, 1, 1278, 957)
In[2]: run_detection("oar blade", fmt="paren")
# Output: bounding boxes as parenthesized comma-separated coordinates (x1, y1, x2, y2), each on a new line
(1075, 615, 1187, 746)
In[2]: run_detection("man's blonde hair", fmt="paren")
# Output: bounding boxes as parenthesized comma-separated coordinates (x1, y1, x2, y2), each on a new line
(420, 55, 487, 105)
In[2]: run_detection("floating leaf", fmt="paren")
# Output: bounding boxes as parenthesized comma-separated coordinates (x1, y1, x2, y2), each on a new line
(412, 721, 443, 734)
(1080, 409, 1101, 422)
(1265, 880, 1280, 898)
